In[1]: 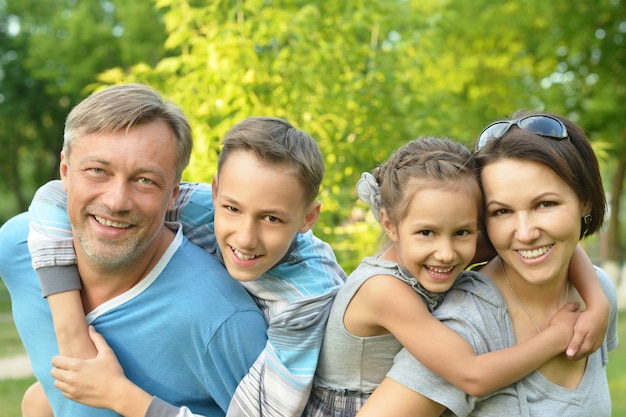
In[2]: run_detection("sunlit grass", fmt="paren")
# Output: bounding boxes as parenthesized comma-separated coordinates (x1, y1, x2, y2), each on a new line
(0, 376, 36, 417)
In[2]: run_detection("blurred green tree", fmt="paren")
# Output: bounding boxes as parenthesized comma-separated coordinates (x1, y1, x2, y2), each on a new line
(2, 0, 623, 273)
(0, 0, 166, 220)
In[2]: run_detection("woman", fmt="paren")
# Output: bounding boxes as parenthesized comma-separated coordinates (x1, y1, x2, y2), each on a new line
(357, 112, 619, 416)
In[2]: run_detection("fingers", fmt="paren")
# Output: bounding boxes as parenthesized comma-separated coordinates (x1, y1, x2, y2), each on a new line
(51, 355, 80, 370)
(87, 325, 110, 353)
(561, 301, 581, 312)
(565, 332, 586, 359)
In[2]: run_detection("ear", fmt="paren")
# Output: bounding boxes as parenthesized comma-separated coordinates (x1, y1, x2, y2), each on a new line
(298, 201, 321, 233)
(211, 175, 219, 205)
(59, 152, 70, 192)
(379, 208, 398, 242)
(167, 182, 180, 212)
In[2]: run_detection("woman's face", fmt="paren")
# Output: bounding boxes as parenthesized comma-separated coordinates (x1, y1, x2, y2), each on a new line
(481, 158, 587, 286)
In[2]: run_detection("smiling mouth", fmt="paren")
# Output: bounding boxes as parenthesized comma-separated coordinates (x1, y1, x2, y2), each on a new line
(517, 245, 553, 259)
(94, 215, 131, 229)
(231, 246, 260, 261)
(426, 265, 455, 275)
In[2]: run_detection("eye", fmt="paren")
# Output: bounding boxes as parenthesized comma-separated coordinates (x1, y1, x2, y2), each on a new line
(455, 229, 471, 237)
(490, 208, 510, 217)
(418, 230, 434, 237)
(138, 177, 154, 185)
(264, 215, 282, 224)
(225, 205, 240, 213)
(537, 201, 556, 209)
(88, 167, 105, 174)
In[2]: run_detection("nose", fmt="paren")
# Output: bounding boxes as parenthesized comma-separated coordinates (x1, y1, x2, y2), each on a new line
(434, 237, 456, 264)
(101, 179, 133, 213)
(514, 214, 540, 243)
(235, 218, 259, 249)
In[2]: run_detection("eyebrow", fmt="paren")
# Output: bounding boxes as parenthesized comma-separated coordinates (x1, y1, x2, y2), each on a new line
(220, 195, 292, 218)
(80, 157, 169, 180)
(485, 191, 562, 207)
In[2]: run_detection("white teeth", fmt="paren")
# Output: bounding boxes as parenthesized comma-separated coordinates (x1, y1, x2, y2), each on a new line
(232, 247, 259, 261)
(518, 245, 552, 259)
(95, 216, 130, 229)
(428, 266, 454, 275)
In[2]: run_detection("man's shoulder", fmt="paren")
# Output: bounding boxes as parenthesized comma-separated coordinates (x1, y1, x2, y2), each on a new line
(172, 236, 227, 277)
(0, 212, 30, 278)
(0, 212, 29, 244)
(171, 237, 249, 291)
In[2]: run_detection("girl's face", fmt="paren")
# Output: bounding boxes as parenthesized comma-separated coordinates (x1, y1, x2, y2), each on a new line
(481, 158, 586, 286)
(382, 181, 479, 293)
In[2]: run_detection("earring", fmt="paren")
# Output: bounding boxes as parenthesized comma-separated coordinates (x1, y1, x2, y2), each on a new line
(583, 213, 592, 225)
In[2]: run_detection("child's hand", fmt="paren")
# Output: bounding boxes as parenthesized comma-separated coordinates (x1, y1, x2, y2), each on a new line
(548, 302, 581, 349)
(51, 326, 128, 408)
(565, 304, 609, 361)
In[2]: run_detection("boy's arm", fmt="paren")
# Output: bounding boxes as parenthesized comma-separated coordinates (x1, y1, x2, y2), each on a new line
(52, 306, 268, 417)
(28, 180, 95, 357)
(565, 245, 610, 360)
(52, 327, 206, 417)
(169, 182, 219, 255)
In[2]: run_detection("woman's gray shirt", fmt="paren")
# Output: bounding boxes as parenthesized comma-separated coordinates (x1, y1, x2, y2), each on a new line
(388, 267, 619, 417)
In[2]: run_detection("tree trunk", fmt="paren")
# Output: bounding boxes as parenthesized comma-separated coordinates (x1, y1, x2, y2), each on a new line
(607, 158, 625, 263)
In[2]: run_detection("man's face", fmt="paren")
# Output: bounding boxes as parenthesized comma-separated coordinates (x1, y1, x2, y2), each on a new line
(60, 120, 180, 272)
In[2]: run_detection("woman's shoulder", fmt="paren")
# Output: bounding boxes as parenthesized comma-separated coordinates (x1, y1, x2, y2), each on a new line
(592, 265, 619, 315)
(593, 265, 617, 291)
(434, 269, 506, 316)
(453, 269, 501, 297)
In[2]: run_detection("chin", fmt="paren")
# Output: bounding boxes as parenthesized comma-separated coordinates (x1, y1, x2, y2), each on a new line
(225, 267, 260, 282)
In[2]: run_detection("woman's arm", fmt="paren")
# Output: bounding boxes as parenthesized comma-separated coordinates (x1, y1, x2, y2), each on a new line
(565, 245, 610, 360)
(356, 274, 579, 397)
(357, 377, 445, 417)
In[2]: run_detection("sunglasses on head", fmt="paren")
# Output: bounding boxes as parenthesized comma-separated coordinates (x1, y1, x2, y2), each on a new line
(474, 114, 569, 152)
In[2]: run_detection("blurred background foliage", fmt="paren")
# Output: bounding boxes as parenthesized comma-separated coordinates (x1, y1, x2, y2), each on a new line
(1, 0, 625, 275)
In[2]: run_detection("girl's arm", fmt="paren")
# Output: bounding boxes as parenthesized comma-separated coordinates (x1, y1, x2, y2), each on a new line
(565, 245, 610, 360)
(354, 274, 579, 398)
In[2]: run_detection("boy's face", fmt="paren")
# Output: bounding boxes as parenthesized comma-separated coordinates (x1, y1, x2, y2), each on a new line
(212, 151, 320, 281)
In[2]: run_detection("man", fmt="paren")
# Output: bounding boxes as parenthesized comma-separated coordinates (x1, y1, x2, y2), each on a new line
(0, 83, 267, 417)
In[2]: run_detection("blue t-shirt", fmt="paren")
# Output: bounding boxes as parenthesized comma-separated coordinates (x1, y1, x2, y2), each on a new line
(0, 212, 268, 417)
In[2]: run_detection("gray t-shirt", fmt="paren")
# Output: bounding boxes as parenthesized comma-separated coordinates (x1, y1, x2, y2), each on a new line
(387, 267, 619, 417)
